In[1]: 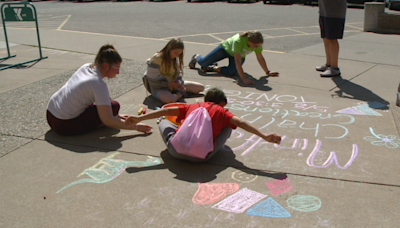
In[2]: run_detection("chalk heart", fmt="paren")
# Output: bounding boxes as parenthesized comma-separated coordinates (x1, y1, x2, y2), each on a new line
(192, 183, 240, 205)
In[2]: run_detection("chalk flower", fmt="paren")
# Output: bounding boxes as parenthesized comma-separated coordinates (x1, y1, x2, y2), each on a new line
(364, 128, 400, 149)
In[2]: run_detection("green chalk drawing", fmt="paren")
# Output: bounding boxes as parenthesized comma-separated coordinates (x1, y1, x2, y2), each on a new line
(57, 155, 161, 194)
(364, 127, 400, 149)
(287, 195, 321, 212)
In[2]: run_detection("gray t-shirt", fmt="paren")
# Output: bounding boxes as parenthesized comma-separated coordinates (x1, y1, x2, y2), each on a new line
(319, 0, 347, 19)
(47, 63, 111, 119)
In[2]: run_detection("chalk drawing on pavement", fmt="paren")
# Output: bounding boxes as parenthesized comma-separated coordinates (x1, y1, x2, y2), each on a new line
(231, 170, 258, 183)
(57, 154, 161, 194)
(212, 188, 267, 213)
(247, 197, 291, 218)
(287, 195, 321, 212)
(192, 183, 240, 205)
(364, 127, 400, 149)
(336, 103, 384, 116)
(266, 178, 294, 196)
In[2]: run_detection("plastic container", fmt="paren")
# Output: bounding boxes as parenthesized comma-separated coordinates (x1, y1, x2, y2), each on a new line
(162, 103, 186, 125)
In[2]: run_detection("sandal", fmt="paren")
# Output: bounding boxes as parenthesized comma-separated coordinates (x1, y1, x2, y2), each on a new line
(201, 66, 218, 72)
(189, 54, 198, 69)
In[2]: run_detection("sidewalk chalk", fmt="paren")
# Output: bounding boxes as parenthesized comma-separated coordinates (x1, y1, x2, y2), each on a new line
(138, 107, 143, 115)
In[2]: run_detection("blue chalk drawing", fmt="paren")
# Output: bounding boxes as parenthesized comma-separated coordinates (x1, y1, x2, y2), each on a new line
(364, 127, 400, 149)
(287, 195, 321, 212)
(246, 197, 291, 218)
(57, 155, 161, 194)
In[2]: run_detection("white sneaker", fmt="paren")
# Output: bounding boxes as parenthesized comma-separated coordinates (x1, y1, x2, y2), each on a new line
(320, 67, 341, 77)
(316, 64, 330, 72)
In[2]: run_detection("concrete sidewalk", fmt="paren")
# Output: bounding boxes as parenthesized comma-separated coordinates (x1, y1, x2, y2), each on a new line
(1, 28, 400, 227)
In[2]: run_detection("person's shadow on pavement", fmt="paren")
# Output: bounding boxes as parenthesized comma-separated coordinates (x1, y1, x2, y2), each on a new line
(44, 127, 151, 153)
(126, 146, 287, 183)
(331, 76, 389, 110)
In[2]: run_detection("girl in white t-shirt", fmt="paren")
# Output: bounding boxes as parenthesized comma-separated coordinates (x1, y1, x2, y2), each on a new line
(47, 44, 152, 135)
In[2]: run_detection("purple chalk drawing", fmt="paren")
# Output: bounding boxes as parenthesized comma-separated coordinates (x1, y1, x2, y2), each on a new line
(266, 178, 294, 196)
(212, 188, 267, 213)
(306, 140, 358, 169)
(364, 127, 400, 149)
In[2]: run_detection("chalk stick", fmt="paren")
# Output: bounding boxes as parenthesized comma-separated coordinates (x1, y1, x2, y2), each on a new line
(142, 107, 147, 114)
(138, 107, 143, 115)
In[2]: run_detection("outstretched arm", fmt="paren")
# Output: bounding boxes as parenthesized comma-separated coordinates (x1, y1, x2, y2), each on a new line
(97, 105, 152, 133)
(230, 116, 281, 144)
(256, 53, 279, 77)
(125, 107, 180, 125)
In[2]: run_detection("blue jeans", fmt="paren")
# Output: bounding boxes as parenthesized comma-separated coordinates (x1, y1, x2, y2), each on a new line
(197, 45, 245, 76)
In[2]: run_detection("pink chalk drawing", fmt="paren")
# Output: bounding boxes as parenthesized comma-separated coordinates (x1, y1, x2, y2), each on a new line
(364, 127, 400, 149)
(306, 140, 358, 169)
(212, 188, 267, 213)
(192, 183, 240, 205)
(266, 178, 294, 196)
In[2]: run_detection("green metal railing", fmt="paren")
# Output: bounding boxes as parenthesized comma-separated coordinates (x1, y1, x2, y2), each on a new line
(1, 2, 48, 70)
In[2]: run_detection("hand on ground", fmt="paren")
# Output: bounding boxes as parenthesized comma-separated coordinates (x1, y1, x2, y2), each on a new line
(242, 78, 254, 85)
(264, 134, 281, 144)
(136, 123, 152, 133)
(267, 71, 279, 77)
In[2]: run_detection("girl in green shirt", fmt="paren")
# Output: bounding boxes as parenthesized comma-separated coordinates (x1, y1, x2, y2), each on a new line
(189, 31, 279, 85)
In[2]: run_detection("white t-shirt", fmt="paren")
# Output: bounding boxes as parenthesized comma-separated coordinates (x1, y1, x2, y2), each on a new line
(47, 63, 111, 120)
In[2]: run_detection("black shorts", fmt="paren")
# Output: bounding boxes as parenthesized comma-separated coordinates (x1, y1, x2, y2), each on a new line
(319, 16, 345, 40)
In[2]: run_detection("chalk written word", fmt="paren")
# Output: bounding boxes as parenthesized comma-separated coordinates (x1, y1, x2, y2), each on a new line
(229, 104, 355, 124)
(228, 99, 328, 113)
(266, 178, 294, 196)
(287, 195, 321, 212)
(231, 170, 258, 183)
(231, 131, 358, 169)
(364, 127, 400, 149)
(247, 197, 291, 218)
(192, 183, 240, 205)
(212, 188, 267, 213)
(57, 154, 161, 194)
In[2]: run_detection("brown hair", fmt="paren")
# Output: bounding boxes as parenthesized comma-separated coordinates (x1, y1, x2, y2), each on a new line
(93, 44, 122, 71)
(159, 38, 184, 76)
(239, 31, 264, 44)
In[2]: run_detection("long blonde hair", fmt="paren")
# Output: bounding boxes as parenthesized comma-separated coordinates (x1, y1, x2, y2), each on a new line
(158, 38, 184, 76)
(239, 31, 264, 44)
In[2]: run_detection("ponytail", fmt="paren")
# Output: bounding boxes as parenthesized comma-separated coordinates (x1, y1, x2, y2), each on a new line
(94, 44, 122, 70)
(239, 30, 264, 44)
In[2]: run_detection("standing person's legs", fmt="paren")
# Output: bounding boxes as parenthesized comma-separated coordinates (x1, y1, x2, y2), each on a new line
(47, 100, 120, 135)
(318, 16, 344, 77)
(197, 45, 231, 68)
(325, 38, 339, 68)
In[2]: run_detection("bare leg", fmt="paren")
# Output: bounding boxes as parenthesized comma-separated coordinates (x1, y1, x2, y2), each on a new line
(327, 39, 339, 68)
(158, 90, 183, 104)
(183, 81, 205, 94)
(323, 38, 331, 66)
